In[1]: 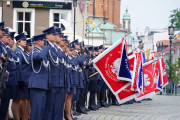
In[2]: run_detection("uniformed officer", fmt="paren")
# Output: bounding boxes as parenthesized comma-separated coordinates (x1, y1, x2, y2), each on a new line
(28, 33, 50, 120)
(6, 31, 19, 120)
(71, 40, 82, 116)
(72, 39, 85, 115)
(77, 41, 90, 114)
(88, 46, 100, 111)
(19, 38, 33, 120)
(98, 45, 109, 107)
(0, 28, 17, 120)
(54, 29, 68, 120)
(12, 33, 29, 120)
(64, 43, 79, 120)
(43, 26, 66, 120)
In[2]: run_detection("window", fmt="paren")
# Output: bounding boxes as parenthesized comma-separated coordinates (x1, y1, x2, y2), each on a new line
(13, 8, 35, 38)
(128, 21, 131, 29)
(49, 9, 71, 29)
(123, 21, 125, 29)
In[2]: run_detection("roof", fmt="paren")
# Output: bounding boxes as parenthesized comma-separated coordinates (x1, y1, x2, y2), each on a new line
(93, 18, 117, 30)
(156, 40, 169, 46)
(154, 46, 175, 57)
(86, 18, 118, 33)
(123, 8, 130, 20)
(173, 39, 180, 43)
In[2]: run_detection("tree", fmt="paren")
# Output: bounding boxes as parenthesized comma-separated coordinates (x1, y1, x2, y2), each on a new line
(169, 9, 180, 29)
(166, 57, 180, 84)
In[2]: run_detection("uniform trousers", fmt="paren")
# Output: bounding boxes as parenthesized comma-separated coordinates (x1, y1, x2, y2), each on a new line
(0, 86, 16, 120)
(100, 80, 108, 102)
(88, 80, 99, 106)
(44, 87, 66, 120)
(30, 89, 47, 120)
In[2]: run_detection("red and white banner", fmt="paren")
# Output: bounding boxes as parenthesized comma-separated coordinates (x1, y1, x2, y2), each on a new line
(136, 61, 155, 101)
(128, 53, 136, 84)
(131, 52, 143, 92)
(153, 60, 162, 94)
(116, 83, 139, 104)
(93, 37, 129, 94)
(159, 57, 169, 87)
(93, 36, 139, 104)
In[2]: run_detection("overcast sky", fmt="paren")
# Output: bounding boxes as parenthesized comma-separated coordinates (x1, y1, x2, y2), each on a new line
(120, 0, 180, 33)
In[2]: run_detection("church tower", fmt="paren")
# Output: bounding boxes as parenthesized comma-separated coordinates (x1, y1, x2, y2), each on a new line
(123, 8, 131, 32)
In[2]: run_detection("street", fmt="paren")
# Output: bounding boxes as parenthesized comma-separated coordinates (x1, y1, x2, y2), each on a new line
(77, 95, 180, 120)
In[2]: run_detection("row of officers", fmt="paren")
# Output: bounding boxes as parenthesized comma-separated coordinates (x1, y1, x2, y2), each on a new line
(0, 22, 120, 120)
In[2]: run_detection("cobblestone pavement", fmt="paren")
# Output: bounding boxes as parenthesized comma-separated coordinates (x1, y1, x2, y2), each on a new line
(77, 95, 180, 120)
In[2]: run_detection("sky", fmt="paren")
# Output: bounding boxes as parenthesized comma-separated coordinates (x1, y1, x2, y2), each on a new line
(120, 0, 180, 33)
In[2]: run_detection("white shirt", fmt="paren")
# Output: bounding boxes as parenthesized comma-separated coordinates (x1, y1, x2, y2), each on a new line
(18, 46, 24, 51)
(48, 42, 54, 48)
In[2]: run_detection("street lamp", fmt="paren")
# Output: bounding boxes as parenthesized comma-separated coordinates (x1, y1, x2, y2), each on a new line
(168, 24, 175, 36)
(73, 0, 78, 41)
(168, 24, 176, 95)
(168, 24, 175, 63)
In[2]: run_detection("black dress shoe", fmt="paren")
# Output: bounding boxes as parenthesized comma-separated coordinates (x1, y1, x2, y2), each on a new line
(112, 102, 116, 105)
(72, 110, 81, 116)
(94, 105, 99, 110)
(78, 106, 88, 114)
(97, 102, 101, 108)
(101, 102, 109, 108)
(108, 102, 112, 106)
(89, 105, 97, 111)
(84, 107, 90, 112)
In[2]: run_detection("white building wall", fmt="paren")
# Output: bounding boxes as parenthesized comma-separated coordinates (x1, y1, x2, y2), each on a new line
(142, 35, 153, 51)
(153, 31, 180, 52)
(70, 2, 88, 42)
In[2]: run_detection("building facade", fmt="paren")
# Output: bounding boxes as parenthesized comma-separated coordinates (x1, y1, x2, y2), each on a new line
(0, 0, 88, 41)
(122, 8, 130, 32)
(88, 0, 121, 27)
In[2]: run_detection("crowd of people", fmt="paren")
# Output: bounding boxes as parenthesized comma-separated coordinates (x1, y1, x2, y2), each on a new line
(0, 21, 124, 120)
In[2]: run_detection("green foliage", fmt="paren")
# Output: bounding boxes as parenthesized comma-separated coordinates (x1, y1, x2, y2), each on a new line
(166, 57, 180, 84)
(169, 9, 180, 29)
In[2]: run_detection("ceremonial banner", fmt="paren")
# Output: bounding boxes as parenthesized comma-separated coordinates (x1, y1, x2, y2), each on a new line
(93, 37, 129, 94)
(142, 52, 146, 64)
(131, 52, 143, 92)
(136, 61, 155, 101)
(128, 53, 136, 85)
(159, 57, 169, 87)
(153, 61, 162, 94)
(93, 36, 141, 103)
(115, 50, 139, 103)
(115, 83, 139, 104)
(117, 43, 132, 82)
(137, 62, 144, 92)
(93, 37, 140, 104)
